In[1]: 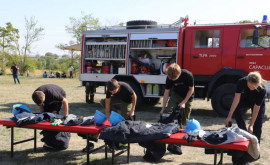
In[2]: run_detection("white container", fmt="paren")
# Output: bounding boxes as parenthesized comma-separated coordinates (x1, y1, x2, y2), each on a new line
(118, 68, 125, 74)
(146, 84, 152, 95)
(152, 84, 159, 96)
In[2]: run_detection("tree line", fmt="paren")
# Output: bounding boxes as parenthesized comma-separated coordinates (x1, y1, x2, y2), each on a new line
(35, 52, 80, 75)
(0, 12, 103, 76)
(0, 17, 45, 75)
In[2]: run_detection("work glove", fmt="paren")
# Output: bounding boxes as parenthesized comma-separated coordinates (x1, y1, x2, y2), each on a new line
(226, 121, 232, 127)
(51, 119, 63, 126)
(183, 132, 199, 143)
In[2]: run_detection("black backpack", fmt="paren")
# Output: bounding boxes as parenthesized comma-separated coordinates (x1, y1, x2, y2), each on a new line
(41, 130, 70, 151)
(139, 141, 166, 162)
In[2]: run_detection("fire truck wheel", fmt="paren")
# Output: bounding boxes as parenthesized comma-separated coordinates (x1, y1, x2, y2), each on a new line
(126, 81, 143, 107)
(211, 83, 236, 117)
(126, 20, 157, 29)
(143, 98, 160, 106)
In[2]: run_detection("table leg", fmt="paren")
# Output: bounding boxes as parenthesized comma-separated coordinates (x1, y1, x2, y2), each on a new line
(105, 143, 108, 159)
(34, 129, 37, 151)
(219, 150, 224, 165)
(87, 134, 90, 165)
(127, 143, 130, 163)
(11, 127, 14, 158)
(112, 141, 115, 165)
(214, 149, 217, 165)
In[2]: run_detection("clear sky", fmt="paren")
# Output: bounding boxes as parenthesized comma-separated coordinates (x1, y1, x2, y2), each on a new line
(1, 0, 269, 56)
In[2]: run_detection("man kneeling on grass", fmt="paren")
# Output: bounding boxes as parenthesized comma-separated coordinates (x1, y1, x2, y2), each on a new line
(81, 79, 137, 152)
(32, 84, 70, 151)
(101, 79, 136, 120)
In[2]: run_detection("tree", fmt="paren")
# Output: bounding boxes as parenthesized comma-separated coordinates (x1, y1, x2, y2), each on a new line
(119, 22, 125, 26)
(104, 18, 124, 27)
(56, 12, 100, 76)
(14, 16, 44, 75)
(44, 52, 59, 70)
(0, 22, 19, 73)
(36, 52, 60, 70)
(65, 11, 100, 43)
(56, 40, 76, 65)
(239, 20, 259, 24)
(36, 55, 46, 70)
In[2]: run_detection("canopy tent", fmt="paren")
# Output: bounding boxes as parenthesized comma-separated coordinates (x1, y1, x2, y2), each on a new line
(63, 43, 81, 51)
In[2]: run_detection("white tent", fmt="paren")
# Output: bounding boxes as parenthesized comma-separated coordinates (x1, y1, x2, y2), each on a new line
(63, 43, 81, 51)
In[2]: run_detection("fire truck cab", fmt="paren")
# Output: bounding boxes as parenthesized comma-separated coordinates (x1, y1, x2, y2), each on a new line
(80, 17, 270, 116)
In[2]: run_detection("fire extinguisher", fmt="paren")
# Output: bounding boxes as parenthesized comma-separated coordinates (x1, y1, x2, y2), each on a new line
(140, 66, 149, 74)
(131, 61, 138, 74)
(86, 62, 92, 73)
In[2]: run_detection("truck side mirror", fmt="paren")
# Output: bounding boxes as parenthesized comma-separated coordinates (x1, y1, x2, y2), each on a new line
(252, 30, 259, 45)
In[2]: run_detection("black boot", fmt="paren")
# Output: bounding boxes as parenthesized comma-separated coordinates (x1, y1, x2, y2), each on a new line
(86, 94, 90, 104)
(89, 95, 94, 103)
(167, 144, 182, 155)
(82, 142, 94, 152)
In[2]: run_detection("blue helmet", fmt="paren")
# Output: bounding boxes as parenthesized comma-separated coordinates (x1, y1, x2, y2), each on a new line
(12, 104, 31, 116)
(109, 111, 125, 126)
(94, 110, 108, 125)
(184, 119, 201, 133)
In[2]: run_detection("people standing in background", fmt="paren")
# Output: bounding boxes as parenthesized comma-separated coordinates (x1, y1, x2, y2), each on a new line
(69, 65, 74, 78)
(27, 70, 30, 77)
(10, 62, 20, 84)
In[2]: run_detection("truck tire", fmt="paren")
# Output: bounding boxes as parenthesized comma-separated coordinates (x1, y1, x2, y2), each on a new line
(126, 20, 157, 29)
(143, 98, 160, 106)
(126, 81, 143, 107)
(211, 83, 236, 117)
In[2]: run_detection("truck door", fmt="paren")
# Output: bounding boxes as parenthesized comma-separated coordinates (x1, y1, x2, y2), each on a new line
(189, 28, 223, 75)
(236, 28, 270, 80)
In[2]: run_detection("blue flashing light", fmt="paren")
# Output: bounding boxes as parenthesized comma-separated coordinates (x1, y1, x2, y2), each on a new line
(262, 15, 268, 23)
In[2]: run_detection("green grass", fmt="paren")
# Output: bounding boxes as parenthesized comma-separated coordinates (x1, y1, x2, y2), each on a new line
(0, 75, 269, 165)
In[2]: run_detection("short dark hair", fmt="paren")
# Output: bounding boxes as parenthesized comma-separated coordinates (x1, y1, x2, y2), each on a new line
(107, 79, 118, 91)
(32, 91, 45, 105)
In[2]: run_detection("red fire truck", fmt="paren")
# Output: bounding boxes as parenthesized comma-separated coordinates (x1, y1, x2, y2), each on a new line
(80, 16, 270, 116)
